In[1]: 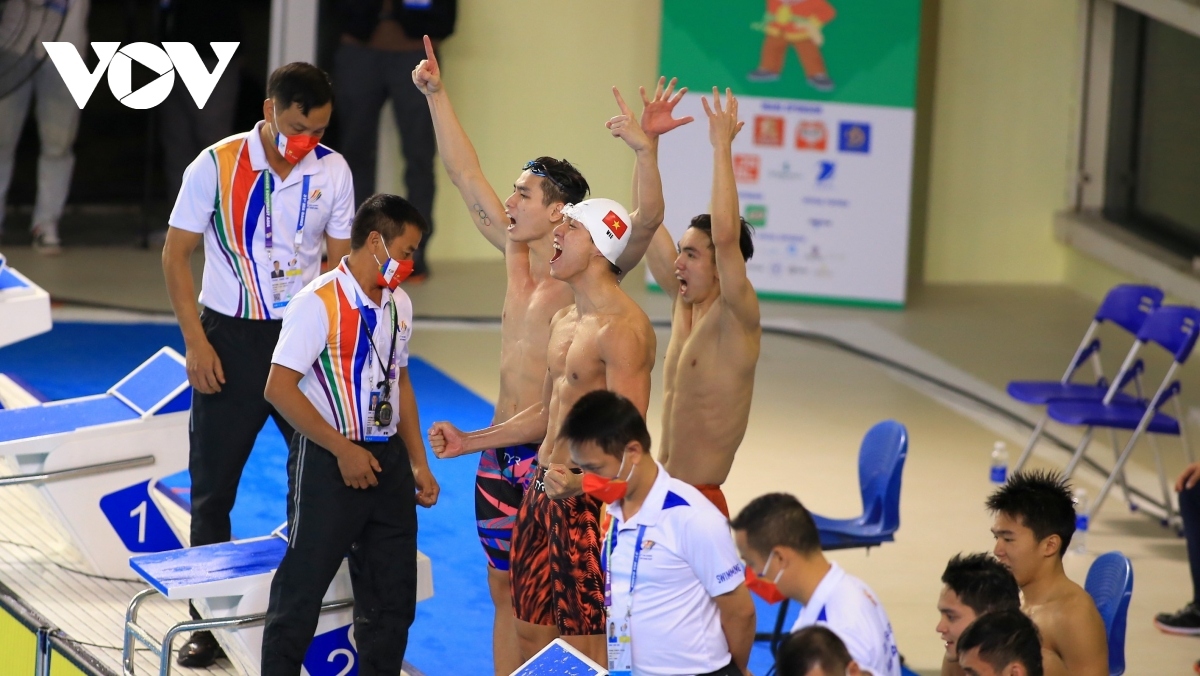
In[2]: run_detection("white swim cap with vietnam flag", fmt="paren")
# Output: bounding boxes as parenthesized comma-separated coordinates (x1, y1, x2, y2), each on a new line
(561, 198, 632, 268)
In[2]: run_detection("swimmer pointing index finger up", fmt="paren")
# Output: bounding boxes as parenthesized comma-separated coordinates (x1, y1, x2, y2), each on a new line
(413, 41, 669, 674)
(643, 86, 762, 517)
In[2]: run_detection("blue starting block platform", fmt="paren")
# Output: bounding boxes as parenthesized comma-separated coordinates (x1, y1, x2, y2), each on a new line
(0, 347, 192, 578)
(0, 254, 52, 349)
(126, 530, 434, 676)
(511, 639, 607, 676)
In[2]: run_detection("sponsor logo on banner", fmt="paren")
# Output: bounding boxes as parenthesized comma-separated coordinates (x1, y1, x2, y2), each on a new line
(768, 161, 803, 181)
(754, 116, 786, 147)
(744, 204, 767, 227)
(602, 211, 629, 240)
(838, 122, 871, 153)
(815, 160, 836, 188)
(44, 41, 239, 109)
(795, 120, 827, 150)
(803, 196, 849, 208)
(733, 154, 761, 183)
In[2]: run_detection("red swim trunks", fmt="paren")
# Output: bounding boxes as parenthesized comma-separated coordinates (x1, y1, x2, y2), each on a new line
(693, 483, 730, 518)
(509, 467, 605, 636)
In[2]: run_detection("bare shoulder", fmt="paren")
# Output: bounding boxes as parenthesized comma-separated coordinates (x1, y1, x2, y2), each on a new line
(1033, 580, 1104, 632)
(598, 306, 655, 357)
(1030, 583, 1108, 673)
(1063, 582, 1106, 632)
(720, 293, 762, 333)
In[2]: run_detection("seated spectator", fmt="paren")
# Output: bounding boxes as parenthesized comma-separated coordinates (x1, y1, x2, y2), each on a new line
(938, 553, 1021, 676)
(563, 390, 755, 676)
(986, 471, 1107, 676)
(731, 493, 899, 676)
(956, 609, 1043, 676)
(777, 625, 864, 676)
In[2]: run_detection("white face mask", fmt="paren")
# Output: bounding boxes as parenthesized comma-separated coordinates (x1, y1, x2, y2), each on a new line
(759, 550, 784, 585)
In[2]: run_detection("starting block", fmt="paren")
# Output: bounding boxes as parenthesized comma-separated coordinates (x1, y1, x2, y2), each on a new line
(0, 253, 52, 349)
(125, 529, 434, 676)
(511, 639, 607, 676)
(0, 347, 191, 578)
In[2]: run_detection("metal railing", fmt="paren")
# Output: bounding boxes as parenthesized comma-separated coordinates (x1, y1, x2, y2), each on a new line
(0, 456, 155, 487)
(122, 587, 353, 676)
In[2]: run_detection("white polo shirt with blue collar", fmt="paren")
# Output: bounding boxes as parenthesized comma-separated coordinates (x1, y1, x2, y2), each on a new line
(791, 562, 901, 676)
(604, 461, 746, 676)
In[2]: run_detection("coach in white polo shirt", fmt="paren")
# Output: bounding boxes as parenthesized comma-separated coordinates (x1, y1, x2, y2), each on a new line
(162, 62, 354, 667)
(563, 390, 756, 676)
(261, 193, 439, 674)
(732, 494, 901, 676)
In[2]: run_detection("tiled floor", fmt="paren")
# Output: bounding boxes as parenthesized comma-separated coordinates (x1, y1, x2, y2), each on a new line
(3, 246, 1196, 674)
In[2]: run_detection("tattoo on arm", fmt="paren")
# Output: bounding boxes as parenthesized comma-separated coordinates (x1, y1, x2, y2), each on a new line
(474, 203, 492, 228)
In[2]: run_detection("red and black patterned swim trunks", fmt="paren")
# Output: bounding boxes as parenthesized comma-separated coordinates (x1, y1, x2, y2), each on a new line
(509, 466, 605, 636)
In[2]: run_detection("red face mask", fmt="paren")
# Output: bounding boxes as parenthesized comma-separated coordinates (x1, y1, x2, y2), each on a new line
(375, 241, 414, 290)
(272, 107, 320, 164)
(745, 552, 787, 604)
(582, 453, 634, 504)
(276, 132, 320, 164)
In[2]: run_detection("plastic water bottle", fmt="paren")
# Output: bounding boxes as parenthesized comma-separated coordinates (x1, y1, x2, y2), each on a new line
(989, 441, 1009, 484)
(1072, 488, 1089, 554)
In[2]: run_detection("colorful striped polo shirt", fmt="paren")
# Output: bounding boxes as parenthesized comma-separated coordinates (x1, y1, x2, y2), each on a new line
(272, 259, 413, 441)
(168, 121, 355, 320)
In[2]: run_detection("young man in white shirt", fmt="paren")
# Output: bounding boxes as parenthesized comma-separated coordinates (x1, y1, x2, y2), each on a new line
(260, 194, 439, 674)
(563, 389, 755, 676)
(956, 610, 1044, 676)
(937, 553, 1020, 676)
(162, 61, 355, 667)
(732, 493, 900, 676)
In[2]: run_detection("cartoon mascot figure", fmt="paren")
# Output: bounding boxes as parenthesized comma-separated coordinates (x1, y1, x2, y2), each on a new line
(748, 0, 837, 91)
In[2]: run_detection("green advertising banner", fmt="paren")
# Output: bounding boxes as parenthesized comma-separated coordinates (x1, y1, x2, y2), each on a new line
(655, 0, 923, 306)
(661, 0, 921, 108)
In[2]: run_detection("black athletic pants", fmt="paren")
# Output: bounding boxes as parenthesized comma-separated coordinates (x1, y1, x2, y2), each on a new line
(261, 434, 418, 675)
(189, 309, 296, 548)
(1183, 481, 1200, 604)
(333, 43, 436, 276)
(700, 661, 742, 676)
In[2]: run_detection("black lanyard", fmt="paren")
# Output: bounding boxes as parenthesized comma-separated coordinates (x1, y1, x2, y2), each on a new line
(357, 295, 398, 388)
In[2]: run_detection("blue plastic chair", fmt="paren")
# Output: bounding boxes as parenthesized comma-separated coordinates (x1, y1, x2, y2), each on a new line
(757, 422, 908, 657)
(810, 420, 909, 550)
(1048, 306, 1200, 524)
(1084, 551, 1133, 676)
(1008, 285, 1163, 475)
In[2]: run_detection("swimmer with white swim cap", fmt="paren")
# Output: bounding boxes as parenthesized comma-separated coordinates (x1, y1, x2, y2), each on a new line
(432, 193, 657, 667)
(414, 35, 668, 673)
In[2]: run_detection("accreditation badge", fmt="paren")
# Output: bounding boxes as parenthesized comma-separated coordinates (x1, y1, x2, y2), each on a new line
(606, 613, 632, 675)
(272, 259, 305, 309)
